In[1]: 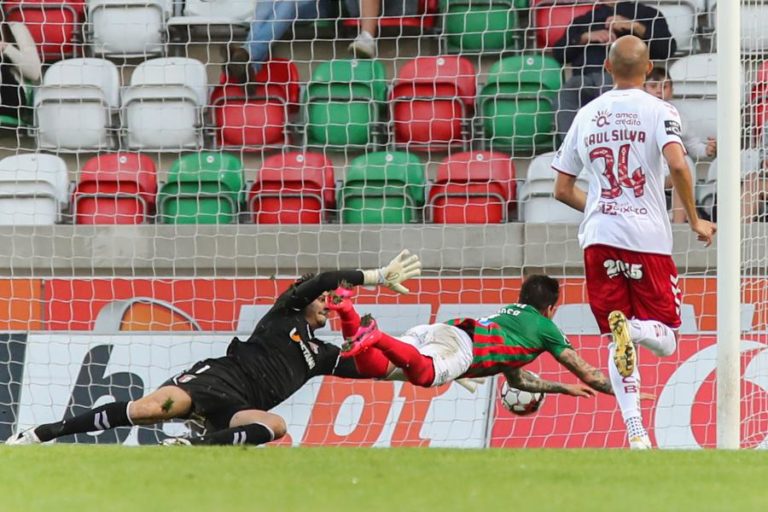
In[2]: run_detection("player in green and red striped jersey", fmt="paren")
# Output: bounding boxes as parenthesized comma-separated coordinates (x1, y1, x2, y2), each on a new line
(336, 275, 613, 398)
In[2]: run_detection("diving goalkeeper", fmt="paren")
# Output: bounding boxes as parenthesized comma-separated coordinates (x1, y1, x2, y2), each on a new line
(6, 251, 422, 446)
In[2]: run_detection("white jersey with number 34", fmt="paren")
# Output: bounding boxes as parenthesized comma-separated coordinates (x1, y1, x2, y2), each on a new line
(552, 88, 685, 255)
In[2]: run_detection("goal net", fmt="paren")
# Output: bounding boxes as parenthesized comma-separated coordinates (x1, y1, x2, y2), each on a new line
(0, 0, 764, 448)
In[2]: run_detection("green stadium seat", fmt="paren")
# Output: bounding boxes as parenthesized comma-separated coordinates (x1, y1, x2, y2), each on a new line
(441, 0, 519, 54)
(477, 54, 562, 154)
(340, 151, 426, 224)
(158, 152, 244, 224)
(304, 59, 388, 148)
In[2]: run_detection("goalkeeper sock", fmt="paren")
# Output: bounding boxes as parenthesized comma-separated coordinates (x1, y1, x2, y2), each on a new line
(339, 308, 361, 339)
(34, 401, 133, 442)
(374, 332, 435, 387)
(189, 422, 274, 446)
(352, 346, 391, 378)
(608, 342, 642, 421)
(628, 319, 677, 357)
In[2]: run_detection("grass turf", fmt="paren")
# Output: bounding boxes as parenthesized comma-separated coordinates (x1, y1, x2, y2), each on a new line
(0, 447, 766, 512)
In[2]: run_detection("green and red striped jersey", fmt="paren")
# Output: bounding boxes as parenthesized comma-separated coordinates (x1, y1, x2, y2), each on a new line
(445, 303, 573, 378)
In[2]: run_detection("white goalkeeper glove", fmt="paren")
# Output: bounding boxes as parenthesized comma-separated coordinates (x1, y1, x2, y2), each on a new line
(361, 249, 422, 294)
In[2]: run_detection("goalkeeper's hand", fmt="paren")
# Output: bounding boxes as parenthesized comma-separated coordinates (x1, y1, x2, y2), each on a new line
(362, 249, 422, 294)
(326, 283, 356, 314)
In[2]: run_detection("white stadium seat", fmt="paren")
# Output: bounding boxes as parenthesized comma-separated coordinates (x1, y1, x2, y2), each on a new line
(652, 0, 704, 54)
(0, 154, 69, 225)
(711, 1, 768, 55)
(122, 57, 208, 151)
(34, 58, 120, 151)
(520, 151, 587, 224)
(166, 0, 254, 43)
(671, 97, 716, 146)
(698, 149, 762, 219)
(434, 304, 506, 323)
(87, 0, 172, 57)
(552, 304, 600, 335)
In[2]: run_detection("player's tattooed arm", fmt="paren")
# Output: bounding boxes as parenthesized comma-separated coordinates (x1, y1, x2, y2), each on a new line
(505, 368, 573, 394)
(555, 348, 614, 395)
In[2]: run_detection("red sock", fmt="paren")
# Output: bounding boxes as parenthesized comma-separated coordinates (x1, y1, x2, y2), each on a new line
(374, 331, 435, 387)
(338, 308, 361, 339)
(352, 347, 391, 378)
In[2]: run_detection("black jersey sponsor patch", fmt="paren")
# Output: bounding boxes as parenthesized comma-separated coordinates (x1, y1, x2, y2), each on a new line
(664, 120, 682, 136)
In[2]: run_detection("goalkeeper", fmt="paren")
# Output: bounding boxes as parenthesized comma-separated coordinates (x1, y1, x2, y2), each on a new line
(333, 275, 614, 398)
(6, 251, 422, 447)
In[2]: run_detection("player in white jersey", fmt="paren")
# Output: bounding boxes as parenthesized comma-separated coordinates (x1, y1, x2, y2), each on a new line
(551, 35, 716, 449)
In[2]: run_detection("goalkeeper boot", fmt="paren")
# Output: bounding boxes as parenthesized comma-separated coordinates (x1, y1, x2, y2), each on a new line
(161, 437, 192, 446)
(5, 429, 41, 445)
(629, 434, 652, 450)
(341, 314, 380, 358)
(609, 310, 636, 378)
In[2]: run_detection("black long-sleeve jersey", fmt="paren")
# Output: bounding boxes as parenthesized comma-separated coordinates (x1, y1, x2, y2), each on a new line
(224, 270, 366, 410)
(551, 2, 676, 73)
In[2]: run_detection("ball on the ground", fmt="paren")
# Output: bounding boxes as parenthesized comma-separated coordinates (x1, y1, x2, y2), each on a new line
(500, 379, 545, 416)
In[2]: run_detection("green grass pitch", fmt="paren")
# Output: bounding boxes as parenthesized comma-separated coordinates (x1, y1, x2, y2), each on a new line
(1, 447, 766, 512)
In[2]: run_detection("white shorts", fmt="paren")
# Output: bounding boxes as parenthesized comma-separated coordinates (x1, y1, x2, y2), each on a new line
(387, 323, 474, 387)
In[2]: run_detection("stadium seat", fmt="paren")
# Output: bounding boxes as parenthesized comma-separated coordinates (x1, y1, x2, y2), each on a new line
(552, 304, 600, 335)
(428, 151, 516, 224)
(248, 152, 336, 224)
(711, 1, 768, 55)
(650, 0, 705, 55)
(0, 154, 69, 225)
(210, 59, 299, 149)
(435, 304, 505, 323)
(122, 58, 208, 151)
(668, 53, 718, 98)
(304, 59, 388, 149)
(391, 55, 476, 151)
(477, 54, 562, 154)
(73, 153, 157, 224)
(157, 152, 244, 224)
(342, 0, 438, 32)
(34, 58, 120, 151)
(440, 0, 519, 54)
(698, 149, 762, 220)
(166, 0, 251, 43)
(519, 151, 586, 223)
(4, 0, 83, 62)
(86, 0, 171, 57)
(531, 0, 594, 49)
(671, 97, 716, 150)
(340, 151, 426, 224)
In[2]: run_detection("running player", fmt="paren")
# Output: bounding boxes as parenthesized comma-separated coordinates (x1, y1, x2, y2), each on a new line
(333, 274, 613, 399)
(551, 35, 716, 449)
(5, 251, 422, 446)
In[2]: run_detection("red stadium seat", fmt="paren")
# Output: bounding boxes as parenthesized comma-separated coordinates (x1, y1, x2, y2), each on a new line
(391, 55, 476, 150)
(532, 0, 594, 49)
(343, 0, 438, 31)
(210, 59, 299, 149)
(73, 153, 157, 224)
(428, 151, 516, 224)
(248, 152, 336, 224)
(5, 0, 84, 62)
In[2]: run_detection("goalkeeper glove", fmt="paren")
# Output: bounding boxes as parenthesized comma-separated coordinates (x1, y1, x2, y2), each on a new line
(361, 249, 422, 294)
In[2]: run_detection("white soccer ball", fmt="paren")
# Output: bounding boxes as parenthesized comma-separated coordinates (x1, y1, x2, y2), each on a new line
(500, 379, 545, 416)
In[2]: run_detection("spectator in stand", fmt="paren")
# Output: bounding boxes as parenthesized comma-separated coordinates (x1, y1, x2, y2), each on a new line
(347, 0, 381, 58)
(0, 17, 41, 122)
(743, 158, 768, 223)
(225, 0, 329, 83)
(552, 0, 676, 142)
(644, 66, 717, 223)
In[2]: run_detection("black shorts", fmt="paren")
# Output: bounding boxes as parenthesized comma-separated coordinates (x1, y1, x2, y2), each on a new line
(163, 358, 254, 431)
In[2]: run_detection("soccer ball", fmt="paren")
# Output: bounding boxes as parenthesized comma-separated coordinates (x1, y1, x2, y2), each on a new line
(500, 380, 545, 416)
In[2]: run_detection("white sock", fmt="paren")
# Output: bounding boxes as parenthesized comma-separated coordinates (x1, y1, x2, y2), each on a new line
(359, 30, 375, 42)
(608, 342, 643, 421)
(628, 319, 677, 357)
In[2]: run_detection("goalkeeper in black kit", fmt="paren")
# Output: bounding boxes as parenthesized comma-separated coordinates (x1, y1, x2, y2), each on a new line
(5, 250, 422, 447)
